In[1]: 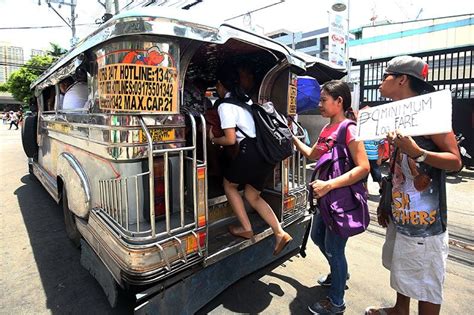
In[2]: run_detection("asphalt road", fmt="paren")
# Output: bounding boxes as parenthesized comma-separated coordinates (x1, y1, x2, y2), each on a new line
(1, 123, 472, 314)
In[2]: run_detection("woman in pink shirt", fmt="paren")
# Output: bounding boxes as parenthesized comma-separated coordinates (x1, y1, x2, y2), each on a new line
(293, 80, 369, 314)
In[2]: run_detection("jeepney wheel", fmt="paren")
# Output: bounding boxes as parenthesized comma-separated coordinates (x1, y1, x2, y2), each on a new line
(21, 115, 38, 158)
(62, 186, 81, 247)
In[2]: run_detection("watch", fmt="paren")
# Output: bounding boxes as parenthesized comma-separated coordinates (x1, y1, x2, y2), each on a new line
(414, 150, 428, 162)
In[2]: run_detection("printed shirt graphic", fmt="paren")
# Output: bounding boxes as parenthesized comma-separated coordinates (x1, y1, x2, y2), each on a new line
(390, 142, 447, 237)
(315, 120, 356, 157)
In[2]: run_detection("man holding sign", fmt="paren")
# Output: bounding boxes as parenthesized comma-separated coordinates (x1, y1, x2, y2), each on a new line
(365, 56, 461, 315)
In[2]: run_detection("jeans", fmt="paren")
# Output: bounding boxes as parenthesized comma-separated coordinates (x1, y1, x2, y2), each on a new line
(367, 159, 382, 184)
(311, 212, 348, 306)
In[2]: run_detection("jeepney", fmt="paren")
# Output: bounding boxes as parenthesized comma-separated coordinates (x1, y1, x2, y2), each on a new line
(23, 7, 345, 313)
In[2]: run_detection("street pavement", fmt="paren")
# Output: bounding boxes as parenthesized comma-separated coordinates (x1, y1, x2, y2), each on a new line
(0, 123, 472, 314)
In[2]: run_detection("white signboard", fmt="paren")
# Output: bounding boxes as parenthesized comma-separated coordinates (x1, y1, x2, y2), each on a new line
(328, 12, 347, 68)
(356, 89, 452, 140)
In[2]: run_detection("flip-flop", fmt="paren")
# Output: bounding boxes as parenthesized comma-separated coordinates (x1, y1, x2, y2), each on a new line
(273, 232, 293, 256)
(365, 307, 388, 315)
(228, 225, 254, 239)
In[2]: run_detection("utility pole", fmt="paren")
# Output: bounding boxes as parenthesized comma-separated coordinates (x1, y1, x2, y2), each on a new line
(97, 0, 119, 22)
(39, 0, 79, 48)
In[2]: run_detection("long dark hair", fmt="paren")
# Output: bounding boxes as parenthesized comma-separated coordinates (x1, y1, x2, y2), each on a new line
(321, 80, 355, 121)
(216, 61, 250, 103)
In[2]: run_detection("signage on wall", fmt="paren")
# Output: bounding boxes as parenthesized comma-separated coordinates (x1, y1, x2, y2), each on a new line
(328, 12, 347, 68)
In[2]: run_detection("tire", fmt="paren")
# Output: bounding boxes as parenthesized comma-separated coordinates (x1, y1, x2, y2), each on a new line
(21, 115, 38, 158)
(62, 186, 81, 247)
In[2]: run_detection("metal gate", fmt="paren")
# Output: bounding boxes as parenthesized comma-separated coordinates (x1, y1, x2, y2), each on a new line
(354, 45, 474, 166)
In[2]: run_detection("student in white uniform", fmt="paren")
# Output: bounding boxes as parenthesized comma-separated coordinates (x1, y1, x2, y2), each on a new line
(209, 61, 292, 256)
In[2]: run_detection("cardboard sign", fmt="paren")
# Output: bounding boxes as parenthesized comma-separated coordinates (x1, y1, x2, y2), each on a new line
(98, 63, 178, 113)
(356, 89, 452, 140)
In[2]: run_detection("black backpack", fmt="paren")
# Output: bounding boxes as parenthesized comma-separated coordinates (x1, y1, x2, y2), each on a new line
(223, 99, 294, 165)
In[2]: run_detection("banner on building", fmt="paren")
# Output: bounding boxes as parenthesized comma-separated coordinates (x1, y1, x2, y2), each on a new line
(355, 89, 452, 140)
(328, 11, 347, 68)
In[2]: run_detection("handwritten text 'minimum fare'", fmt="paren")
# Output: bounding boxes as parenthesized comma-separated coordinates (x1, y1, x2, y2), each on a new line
(356, 89, 452, 141)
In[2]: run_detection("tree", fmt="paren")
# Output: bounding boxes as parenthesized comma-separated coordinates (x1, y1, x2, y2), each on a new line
(4, 42, 65, 104)
(47, 42, 67, 58)
(6, 55, 54, 104)
(0, 82, 9, 93)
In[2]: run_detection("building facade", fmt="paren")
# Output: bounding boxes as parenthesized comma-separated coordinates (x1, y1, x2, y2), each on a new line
(0, 43, 24, 83)
(31, 49, 47, 58)
(267, 28, 329, 60)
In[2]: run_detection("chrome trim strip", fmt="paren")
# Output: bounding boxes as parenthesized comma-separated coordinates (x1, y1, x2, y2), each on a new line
(138, 117, 155, 236)
(59, 152, 92, 207)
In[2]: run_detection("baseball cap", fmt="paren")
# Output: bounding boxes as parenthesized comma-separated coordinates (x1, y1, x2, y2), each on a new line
(385, 55, 435, 92)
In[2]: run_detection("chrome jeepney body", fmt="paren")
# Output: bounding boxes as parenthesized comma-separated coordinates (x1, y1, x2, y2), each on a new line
(26, 7, 345, 309)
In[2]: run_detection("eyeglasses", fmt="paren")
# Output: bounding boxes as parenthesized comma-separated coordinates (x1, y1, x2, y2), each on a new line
(382, 73, 400, 81)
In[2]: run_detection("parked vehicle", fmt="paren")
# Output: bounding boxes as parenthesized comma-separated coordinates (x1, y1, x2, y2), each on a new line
(23, 7, 345, 313)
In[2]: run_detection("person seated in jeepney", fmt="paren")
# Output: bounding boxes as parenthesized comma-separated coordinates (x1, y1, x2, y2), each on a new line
(58, 76, 88, 110)
(236, 60, 259, 103)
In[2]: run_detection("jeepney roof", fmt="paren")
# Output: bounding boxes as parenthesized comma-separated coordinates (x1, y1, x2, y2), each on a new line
(291, 50, 347, 83)
(31, 7, 345, 89)
(32, 8, 290, 89)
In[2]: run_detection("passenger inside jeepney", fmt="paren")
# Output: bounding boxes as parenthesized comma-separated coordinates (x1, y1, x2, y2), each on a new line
(42, 87, 56, 111)
(58, 76, 88, 110)
(237, 60, 258, 103)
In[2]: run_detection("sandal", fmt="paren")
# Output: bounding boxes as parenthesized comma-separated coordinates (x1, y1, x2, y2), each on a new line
(365, 307, 388, 315)
(273, 232, 293, 256)
(228, 225, 253, 239)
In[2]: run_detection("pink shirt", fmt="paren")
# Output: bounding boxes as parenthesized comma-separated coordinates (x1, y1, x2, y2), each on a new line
(315, 119, 356, 157)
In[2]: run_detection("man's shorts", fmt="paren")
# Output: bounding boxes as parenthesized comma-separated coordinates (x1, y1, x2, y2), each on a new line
(382, 220, 449, 305)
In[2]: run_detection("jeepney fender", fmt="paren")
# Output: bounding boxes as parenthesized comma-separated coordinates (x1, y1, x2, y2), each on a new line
(57, 152, 91, 219)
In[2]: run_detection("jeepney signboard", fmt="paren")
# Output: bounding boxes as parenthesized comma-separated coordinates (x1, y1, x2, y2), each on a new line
(287, 73, 298, 115)
(139, 128, 176, 143)
(98, 63, 178, 113)
(356, 89, 452, 140)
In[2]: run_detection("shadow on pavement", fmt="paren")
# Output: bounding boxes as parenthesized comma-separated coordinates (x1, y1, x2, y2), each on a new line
(14, 175, 132, 314)
(446, 168, 474, 184)
(197, 254, 327, 314)
(368, 193, 381, 203)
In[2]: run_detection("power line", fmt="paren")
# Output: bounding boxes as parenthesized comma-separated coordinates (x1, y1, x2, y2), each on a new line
(0, 23, 97, 30)
(0, 61, 51, 71)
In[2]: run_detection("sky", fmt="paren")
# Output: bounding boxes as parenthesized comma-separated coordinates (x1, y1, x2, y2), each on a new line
(0, 0, 471, 58)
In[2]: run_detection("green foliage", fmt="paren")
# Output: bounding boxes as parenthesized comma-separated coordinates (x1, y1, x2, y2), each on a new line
(47, 42, 67, 58)
(4, 42, 66, 104)
(6, 55, 54, 104)
(0, 82, 9, 92)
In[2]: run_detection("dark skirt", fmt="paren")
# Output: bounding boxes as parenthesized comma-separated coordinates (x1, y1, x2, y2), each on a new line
(224, 138, 275, 191)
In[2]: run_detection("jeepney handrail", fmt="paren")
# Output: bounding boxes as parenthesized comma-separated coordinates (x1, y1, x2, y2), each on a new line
(138, 117, 156, 236)
(187, 114, 198, 230)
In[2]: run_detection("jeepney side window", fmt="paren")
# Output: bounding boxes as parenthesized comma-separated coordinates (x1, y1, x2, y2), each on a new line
(58, 66, 90, 112)
(41, 86, 56, 112)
